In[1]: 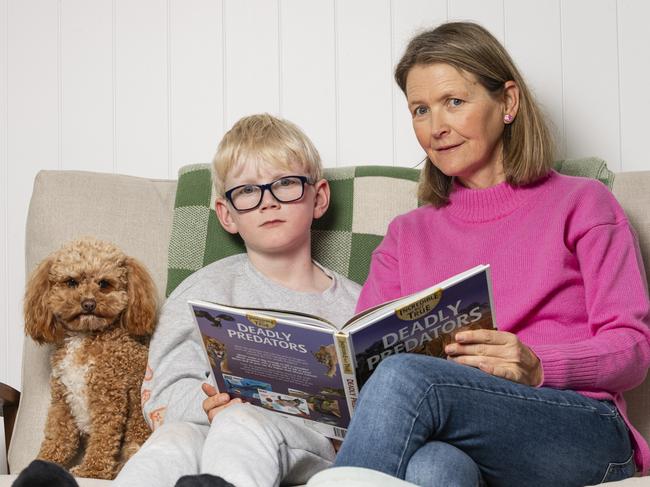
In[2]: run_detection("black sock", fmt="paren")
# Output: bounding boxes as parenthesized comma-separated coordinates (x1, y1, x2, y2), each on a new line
(12, 460, 79, 487)
(175, 473, 236, 487)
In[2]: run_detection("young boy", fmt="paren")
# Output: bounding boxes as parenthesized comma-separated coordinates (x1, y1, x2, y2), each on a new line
(115, 114, 361, 487)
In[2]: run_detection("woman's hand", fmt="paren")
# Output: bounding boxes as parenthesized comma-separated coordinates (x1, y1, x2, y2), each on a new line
(444, 330, 543, 386)
(202, 383, 243, 423)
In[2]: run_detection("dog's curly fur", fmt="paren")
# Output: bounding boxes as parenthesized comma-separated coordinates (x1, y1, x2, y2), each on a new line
(24, 237, 158, 480)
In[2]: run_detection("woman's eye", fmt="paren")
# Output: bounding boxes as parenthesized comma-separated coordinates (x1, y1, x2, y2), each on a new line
(66, 279, 78, 288)
(414, 106, 428, 116)
(98, 280, 110, 289)
(449, 98, 463, 107)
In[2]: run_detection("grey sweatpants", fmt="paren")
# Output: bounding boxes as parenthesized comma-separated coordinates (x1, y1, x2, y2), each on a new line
(115, 403, 336, 487)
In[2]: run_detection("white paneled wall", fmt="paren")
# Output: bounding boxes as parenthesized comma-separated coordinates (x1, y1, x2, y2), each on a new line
(1, 0, 650, 392)
(1, 0, 8, 406)
(562, 0, 621, 170)
(280, 0, 337, 165)
(61, 0, 114, 172)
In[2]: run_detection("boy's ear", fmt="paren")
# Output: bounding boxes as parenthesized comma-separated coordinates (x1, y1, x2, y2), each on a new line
(215, 198, 239, 235)
(312, 179, 330, 220)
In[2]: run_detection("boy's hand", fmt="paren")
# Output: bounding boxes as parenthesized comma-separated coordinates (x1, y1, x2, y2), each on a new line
(202, 383, 243, 423)
(331, 439, 343, 452)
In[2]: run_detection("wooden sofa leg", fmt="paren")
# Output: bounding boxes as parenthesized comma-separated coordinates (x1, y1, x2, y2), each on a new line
(0, 382, 21, 454)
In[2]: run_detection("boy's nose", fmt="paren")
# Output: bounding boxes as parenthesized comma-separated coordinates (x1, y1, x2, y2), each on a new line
(259, 188, 280, 209)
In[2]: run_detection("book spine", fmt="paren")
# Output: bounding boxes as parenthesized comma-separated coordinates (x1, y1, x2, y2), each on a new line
(334, 332, 360, 416)
(282, 414, 347, 441)
(485, 266, 499, 329)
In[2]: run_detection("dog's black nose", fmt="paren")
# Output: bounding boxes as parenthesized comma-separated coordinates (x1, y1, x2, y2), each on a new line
(82, 299, 96, 313)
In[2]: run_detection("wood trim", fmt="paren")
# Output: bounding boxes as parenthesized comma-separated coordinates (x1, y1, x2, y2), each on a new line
(0, 382, 21, 454)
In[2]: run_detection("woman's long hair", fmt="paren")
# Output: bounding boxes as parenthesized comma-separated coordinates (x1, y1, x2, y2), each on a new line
(395, 22, 555, 207)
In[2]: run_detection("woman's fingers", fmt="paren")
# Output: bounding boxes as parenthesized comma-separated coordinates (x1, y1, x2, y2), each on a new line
(446, 331, 542, 386)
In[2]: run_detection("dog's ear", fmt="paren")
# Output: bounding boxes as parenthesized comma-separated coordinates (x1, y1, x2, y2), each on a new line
(24, 256, 59, 343)
(121, 257, 158, 336)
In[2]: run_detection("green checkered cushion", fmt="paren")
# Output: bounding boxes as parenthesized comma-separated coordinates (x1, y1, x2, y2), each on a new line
(553, 157, 614, 189)
(166, 157, 614, 296)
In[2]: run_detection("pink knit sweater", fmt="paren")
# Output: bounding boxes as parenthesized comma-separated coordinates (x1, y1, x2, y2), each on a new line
(357, 171, 650, 473)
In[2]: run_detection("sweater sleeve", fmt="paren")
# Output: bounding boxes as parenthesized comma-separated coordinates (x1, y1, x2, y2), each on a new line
(531, 219, 650, 392)
(356, 219, 404, 313)
(141, 286, 215, 428)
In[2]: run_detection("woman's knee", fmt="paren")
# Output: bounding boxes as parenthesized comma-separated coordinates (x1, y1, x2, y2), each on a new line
(405, 442, 483, 487)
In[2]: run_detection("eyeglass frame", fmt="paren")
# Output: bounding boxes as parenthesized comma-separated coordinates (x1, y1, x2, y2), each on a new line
(224, 175, 315, 211)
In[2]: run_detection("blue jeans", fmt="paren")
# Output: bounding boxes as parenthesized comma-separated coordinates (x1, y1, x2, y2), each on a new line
(335, 355, 636, 486)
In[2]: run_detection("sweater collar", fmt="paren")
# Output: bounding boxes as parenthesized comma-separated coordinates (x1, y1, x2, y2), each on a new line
(446, 172, 552, 222)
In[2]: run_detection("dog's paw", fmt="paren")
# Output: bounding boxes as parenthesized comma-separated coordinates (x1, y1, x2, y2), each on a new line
(69, 464, 116, 480)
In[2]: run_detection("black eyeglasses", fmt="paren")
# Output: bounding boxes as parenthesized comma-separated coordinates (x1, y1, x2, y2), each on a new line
(224, 175, 314, 211)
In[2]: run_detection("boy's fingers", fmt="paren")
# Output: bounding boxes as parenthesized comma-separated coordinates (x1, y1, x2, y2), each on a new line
(207, 397, 243, 423)
(202, 392, 231, 412)
(202, 382, 218, 396)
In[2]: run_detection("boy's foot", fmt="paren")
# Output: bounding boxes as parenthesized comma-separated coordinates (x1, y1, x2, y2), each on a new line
(175, 474, 236, 487)
(12, 459, 79, 487)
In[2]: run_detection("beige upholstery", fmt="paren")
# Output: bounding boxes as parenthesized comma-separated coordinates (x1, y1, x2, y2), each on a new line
(612, 172, 650, 448)
(1, 168, 649, 486)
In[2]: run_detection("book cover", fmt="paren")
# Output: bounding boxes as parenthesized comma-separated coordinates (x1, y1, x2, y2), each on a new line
(190, 302, 351, 439)
(189, 264, 496, 439)
(348, 267, 495, 388)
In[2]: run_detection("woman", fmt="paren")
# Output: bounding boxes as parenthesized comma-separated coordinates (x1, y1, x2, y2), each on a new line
(334, 22, 650, 486)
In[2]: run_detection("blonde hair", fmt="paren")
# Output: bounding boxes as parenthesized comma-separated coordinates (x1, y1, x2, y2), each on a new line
(212, 114, 323, 197)
(395, 22, 555, 207)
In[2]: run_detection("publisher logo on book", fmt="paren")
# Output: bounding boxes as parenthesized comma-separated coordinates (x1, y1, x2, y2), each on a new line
(396, 290, 442, 321)
(246, 314, 277, 329)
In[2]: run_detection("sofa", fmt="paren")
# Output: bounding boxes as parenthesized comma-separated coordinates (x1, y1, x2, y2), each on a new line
(1, 159, 649, 486)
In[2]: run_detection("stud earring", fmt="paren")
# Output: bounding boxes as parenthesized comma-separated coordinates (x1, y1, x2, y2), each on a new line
(504, 114, 514, 124)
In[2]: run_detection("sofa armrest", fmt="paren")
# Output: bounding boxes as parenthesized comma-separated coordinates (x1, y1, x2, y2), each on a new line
(0, 383, 20, 454)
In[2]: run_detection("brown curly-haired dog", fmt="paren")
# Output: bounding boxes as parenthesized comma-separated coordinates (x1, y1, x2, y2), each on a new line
(23, 237, 158, 480)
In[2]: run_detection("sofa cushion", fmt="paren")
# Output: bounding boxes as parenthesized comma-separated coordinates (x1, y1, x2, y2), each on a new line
(554, 157, 614, 189)
(611, 170, 650, 455)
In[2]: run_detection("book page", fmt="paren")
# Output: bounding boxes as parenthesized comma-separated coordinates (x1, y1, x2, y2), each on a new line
(190, 302, 352, 437)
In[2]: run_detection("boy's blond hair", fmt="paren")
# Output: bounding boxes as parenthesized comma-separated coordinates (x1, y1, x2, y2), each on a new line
(212, 114, 323, 197)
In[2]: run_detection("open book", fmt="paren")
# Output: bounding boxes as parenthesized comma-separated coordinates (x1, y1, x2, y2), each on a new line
(189, 264, 496, 440)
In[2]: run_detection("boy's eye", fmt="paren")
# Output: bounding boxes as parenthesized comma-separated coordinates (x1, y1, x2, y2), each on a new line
(240, 185, 258, 195)
(66, 279, 78, 288)
(277, 177, 298, 187)
(98, 279, 111, 289)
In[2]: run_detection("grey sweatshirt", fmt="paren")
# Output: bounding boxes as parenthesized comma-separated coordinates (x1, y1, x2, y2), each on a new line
(142, 254, 361, 428)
